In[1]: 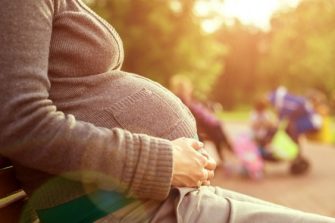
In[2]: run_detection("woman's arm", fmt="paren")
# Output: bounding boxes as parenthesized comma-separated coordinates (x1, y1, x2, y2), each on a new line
(0, 0, 173, 200)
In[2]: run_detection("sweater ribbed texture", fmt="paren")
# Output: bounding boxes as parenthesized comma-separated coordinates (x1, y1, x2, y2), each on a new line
(0, 0, 197, 211)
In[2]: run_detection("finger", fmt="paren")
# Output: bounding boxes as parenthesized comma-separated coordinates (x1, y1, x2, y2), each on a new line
(197, 153, 208, 167)
(196, 180, 202, 188)
(199, 148, 209, 159)
(207, 170, 215, 181)
(189, 139, 204, 150)
(205, 156, 217, 170)
(200, 169, 209, 181)
(203, 180, 211, 186)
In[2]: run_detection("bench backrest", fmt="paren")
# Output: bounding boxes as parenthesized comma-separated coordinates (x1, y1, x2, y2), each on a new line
(0, 156, 27, 223)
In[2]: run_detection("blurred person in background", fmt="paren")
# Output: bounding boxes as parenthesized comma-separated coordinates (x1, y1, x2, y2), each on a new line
(305, 89, 332, 143)
(170, 75, 233, 163)
(269, 86, 322, 143)
(250, 96, 278, 161)
(331, 91, 335, 115)
(268, 86, 322, 174)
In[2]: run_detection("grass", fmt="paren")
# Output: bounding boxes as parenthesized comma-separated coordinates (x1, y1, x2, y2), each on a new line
(216, 108, 251, 122)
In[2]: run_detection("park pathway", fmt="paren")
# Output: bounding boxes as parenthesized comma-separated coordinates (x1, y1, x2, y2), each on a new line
(209, 121, 335, 218)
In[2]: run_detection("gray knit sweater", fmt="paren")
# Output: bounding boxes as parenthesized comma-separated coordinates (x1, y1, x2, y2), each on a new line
(0, 0, 196, 210)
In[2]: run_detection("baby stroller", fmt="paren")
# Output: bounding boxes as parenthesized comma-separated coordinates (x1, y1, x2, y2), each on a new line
(265, 87, 323, 175)
(259, 123, 311, 175)
(231, 125, 311, 179)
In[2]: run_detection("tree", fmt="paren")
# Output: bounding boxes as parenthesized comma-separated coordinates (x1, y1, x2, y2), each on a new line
(259, 0, 335, 96)
(211, 21, 264, 109)
(85, 0, 226, 99)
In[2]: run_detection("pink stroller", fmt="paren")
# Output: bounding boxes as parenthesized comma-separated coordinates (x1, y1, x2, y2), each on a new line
(233, 134, 264, 180)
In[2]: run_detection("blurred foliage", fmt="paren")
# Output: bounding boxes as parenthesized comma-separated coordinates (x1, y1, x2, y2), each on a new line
(84, 0, 335, 110)
(85, 0, 226, 99)
(212, 0, 335, 109)
(259, 0, 335, 96)
(211, 21, 264, 109)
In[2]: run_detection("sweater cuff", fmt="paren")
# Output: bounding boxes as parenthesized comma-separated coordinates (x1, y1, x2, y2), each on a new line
(122, 135, 173, 200)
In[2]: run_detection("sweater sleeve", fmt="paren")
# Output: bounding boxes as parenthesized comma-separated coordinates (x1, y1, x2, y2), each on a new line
(0, 0, 173, 200)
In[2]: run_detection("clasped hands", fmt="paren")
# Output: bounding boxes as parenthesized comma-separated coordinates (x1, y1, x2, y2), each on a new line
(171, 137, 217, 188)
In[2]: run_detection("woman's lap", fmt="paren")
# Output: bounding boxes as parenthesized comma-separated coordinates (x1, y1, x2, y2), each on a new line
(173, 186, 335, 223)
(99, 186, 335, 223)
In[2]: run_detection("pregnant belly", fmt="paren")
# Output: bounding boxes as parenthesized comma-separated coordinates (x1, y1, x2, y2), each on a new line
(50, 71, 197, 140)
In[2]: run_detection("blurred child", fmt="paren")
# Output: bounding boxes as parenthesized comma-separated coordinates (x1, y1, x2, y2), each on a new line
(250, 97, 278, 161)
(170, 75, 232, 162)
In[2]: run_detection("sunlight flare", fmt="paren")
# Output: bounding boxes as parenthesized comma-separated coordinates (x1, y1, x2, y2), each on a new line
(194, 0, 301, 31)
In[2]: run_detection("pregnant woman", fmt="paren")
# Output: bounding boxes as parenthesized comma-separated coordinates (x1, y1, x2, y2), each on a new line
(1, 1, 334, 222)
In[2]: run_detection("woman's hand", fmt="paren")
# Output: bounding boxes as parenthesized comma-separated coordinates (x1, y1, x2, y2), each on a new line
(171, 137, 216, 188)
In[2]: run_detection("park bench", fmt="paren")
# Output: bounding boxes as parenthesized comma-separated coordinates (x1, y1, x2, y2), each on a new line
(0, 156, 31, 223)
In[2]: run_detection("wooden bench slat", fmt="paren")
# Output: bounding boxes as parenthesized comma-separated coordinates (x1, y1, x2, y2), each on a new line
(0, 166, 22, 199)
(0, 156, 11, 169)
(0, 156, 32, 222)
(0, 190, 27, 208)
(0, 196, 26, 223)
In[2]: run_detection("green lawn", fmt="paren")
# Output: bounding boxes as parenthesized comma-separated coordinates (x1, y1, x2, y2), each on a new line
(216, 110, 250, 122)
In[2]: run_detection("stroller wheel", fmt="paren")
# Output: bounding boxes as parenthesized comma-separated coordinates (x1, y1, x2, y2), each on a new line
(289, 156, 310, 175)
